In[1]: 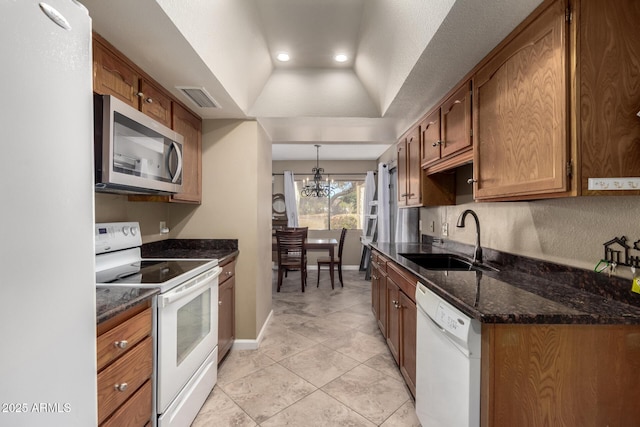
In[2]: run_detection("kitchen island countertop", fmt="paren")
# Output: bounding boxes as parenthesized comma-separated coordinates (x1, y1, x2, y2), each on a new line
(372, 241, 640, 325)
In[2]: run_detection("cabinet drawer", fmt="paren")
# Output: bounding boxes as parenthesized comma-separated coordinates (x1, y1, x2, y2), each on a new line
(371, 252, 388, 273)
(98, 337, 153, 425)
(219, 258, 236, 285)
(97, 308, 152, 371)
(387, 262, 417, 303)
(101, 379, 152, 427)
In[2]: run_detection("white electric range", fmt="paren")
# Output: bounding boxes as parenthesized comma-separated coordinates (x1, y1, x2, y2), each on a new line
(96, 222, 220, 427)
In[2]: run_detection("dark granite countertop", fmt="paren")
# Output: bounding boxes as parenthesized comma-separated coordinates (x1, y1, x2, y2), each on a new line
(372, 240, 640, 325)
(96, 287, 159, 324)
(141, 239, 239, 264)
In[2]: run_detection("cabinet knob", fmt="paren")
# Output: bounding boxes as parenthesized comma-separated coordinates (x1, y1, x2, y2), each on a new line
(225, 271, 232, 276)
(113, 340, 128, 349)
(145, 97, 153, 104)
(432, 140, 442, 147)
(467, 178, 477, 184)
(219, 300, 222, 305)
(114, 383, 128, 392)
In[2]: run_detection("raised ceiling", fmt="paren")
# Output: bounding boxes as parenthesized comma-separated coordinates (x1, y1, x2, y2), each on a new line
(81, 0, 543, 160)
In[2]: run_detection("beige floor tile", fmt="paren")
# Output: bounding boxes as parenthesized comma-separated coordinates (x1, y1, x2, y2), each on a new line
(216, 349, 276, 387)
(364, 350, 405, 383)
(220, 363, 316, 423)
(323, 328, 389, 362)
(286, 316, 350, 343)
(380, 400, 422, 427)
(279, 343, 359, 387)
(323, 309, 378, 330)
(191, 386, 257, 427)
(260, 390, 376, 427)
(257, 323, 317, 361)
(322, 364, 411, 425)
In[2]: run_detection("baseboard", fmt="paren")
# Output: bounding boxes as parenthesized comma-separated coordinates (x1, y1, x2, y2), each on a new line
(231, 309, 273, 351)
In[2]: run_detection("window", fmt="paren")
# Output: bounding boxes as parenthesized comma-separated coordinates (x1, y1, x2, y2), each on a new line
(295, 178, 366, 230)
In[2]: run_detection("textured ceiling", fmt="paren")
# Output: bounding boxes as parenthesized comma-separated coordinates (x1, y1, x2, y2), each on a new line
(81, 0, 543, 160)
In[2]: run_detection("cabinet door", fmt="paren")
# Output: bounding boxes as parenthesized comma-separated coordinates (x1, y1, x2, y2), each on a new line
(378, 270, 387, 336)
(371, 261, 380, 320)
(406, 127, 422, 206)
(139, 80, 172, 128)
(420, 109, 441, 167)
(386, 279, 400, 364)
(171, 103, 202, 203)
(93, 41, 140, 108)
(474, 0, 569, 200)
(578, 0, 640, 195)
(399, 292, 416, 397)
(441, 82, 472, 158)
(218, 276, 235, 363)
(396, 139, 408, 207)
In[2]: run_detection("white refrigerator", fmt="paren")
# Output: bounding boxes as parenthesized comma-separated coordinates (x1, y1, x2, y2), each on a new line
(0, 1, 96, 426)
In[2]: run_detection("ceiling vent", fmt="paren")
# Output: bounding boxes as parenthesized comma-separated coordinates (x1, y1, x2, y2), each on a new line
(176, 86, 220, 109)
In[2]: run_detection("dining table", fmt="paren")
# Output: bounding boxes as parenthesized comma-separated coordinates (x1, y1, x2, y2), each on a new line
(272, 237, 339, 288)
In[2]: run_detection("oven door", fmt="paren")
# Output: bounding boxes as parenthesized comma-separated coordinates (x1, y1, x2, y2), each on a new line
(157, 266, 221, 413)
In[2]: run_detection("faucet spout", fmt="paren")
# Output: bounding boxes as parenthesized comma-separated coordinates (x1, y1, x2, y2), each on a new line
(456, 209, 482, 264)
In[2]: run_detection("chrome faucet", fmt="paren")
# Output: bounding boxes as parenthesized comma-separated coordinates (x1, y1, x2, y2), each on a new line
(456, 209, 482, 264)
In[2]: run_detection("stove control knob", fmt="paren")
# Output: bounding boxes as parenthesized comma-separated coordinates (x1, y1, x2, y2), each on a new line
(121, 226, 129, 236)
(130, 226, 138, 236)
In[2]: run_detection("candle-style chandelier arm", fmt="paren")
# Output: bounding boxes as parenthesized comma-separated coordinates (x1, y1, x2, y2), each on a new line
(301, 145, 333, 197)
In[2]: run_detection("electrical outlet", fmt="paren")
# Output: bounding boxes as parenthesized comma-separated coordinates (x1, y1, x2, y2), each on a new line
(442, 222, 449, 236)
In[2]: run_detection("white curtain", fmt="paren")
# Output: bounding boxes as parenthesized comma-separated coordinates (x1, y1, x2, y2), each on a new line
(377, 163, 390, 242)
(283, 171, 299, 227)
(362, 171, 376, 237)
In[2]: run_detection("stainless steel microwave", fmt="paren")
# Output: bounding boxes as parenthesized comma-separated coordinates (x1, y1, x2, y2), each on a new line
(94, 94, 183, 194)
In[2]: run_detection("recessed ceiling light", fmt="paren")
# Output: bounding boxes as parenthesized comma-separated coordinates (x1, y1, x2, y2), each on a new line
(334, 54, 348, 63)
(276, 52, 290, 62)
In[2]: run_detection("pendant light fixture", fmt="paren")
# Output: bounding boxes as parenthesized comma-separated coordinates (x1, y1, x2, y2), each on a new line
(301, 145, 333, 197)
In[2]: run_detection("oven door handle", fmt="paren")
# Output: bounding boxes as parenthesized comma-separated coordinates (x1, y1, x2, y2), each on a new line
(160, 266, 222, 307)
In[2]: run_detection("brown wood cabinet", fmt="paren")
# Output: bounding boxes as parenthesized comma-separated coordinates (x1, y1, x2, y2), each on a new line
(97, 301, 153, 427)
(171, 103, 203, 203)
(139, 79, 172, 128)
(370, 249, 417, 397)
(473, 0, 570, 200)
(218, 256, 236, 363)
(576, 0, 640, 195)
(422, 81, 474, 173)
(92, 33, 203, 204)
(481, 323, 640, 427)
(397, 128, 421, 206)
(93, 39, 140, 109)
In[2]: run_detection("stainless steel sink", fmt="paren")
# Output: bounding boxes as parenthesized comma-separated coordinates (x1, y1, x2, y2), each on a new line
(399, 253, 498, 272)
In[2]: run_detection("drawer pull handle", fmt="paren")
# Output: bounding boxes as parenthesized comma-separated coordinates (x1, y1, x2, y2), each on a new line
(114, 340, 128, 349)
(226, 271, 232, 276)
(114, 383, 128, 392)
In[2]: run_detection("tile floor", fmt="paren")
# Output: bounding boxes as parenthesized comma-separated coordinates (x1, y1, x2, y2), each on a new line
(191, 269, 421, 426)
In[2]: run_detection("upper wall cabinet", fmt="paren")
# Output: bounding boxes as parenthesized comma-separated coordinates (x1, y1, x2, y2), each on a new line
(397, 127, 421, 207)
(473, 0, 569, 200)
(93, 40, 140, 109)
(577, 0, 640, 196)
(93, 33, 203, 204)
(422, 81, 473, 173)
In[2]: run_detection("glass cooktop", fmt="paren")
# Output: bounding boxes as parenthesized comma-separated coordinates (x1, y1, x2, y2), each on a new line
(96, 259, 211, 285)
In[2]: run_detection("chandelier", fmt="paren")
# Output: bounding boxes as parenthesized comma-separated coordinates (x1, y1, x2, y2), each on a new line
(300, 145, 333, 197)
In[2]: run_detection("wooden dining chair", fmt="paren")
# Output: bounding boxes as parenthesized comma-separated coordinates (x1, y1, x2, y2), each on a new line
(317, 227, 347, 288)
(275, 229, 307, 292)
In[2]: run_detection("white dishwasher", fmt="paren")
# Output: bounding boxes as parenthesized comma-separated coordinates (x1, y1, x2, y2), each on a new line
(415, 282, 481, 427)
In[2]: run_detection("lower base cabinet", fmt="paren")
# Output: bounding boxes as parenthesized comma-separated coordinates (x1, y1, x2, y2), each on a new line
(97, 300, 153, 427)
(482, 323, 640, 427)
(371, 249, 417, 397)
(218, 256, 236, 363)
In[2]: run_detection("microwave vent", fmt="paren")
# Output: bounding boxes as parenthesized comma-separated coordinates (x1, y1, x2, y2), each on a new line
(176, 86, 220, 109)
